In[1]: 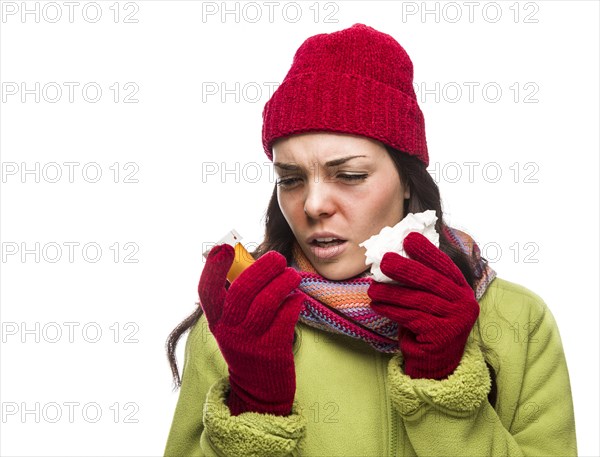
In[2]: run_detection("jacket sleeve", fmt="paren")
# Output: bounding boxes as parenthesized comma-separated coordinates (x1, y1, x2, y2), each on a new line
(164, 316, 308, 457)
(387, 299, 577, 456)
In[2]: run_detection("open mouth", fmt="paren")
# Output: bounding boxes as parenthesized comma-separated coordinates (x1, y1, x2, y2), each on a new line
(311, 239, 347, 248)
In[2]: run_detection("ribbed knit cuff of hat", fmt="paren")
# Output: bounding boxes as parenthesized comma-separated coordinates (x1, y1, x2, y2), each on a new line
(387, 338, 491, 420)
(262, 71, 427, 164)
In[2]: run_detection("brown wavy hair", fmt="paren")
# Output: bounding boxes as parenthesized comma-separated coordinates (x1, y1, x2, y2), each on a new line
(165, 145, 498, 406)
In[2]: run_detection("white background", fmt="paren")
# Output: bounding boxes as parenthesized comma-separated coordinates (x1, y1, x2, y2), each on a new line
(1, 1, 598, 456)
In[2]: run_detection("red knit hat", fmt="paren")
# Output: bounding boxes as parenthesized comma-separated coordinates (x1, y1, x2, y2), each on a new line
(262, 23, 429, 166)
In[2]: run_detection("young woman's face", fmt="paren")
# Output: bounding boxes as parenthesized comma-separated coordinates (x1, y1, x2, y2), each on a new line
(273, 132, 410, 280)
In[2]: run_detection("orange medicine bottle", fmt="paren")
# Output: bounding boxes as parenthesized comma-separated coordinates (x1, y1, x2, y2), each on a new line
(203, 229, 255, 284)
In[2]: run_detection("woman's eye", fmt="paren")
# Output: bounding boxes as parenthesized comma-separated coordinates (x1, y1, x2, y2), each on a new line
(276, 177, 301, 187)
(338, 174, 368, 182)
(276, 174, 368, 188)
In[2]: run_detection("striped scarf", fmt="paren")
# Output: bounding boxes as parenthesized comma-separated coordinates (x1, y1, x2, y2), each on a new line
(290, 226, 497, 353)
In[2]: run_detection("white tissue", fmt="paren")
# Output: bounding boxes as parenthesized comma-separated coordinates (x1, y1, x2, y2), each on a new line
(358, 210, 439, 283)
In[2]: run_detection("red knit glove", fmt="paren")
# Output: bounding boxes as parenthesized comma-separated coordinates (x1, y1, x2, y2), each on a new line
(367, 232, 480, 380)
(198, 244, 304, 416)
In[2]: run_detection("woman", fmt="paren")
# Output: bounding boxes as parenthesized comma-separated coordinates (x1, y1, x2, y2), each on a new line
(164, 24, 577, 456)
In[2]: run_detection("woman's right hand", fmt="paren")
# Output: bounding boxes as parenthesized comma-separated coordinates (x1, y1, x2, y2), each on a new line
(198, 244, 304, 416)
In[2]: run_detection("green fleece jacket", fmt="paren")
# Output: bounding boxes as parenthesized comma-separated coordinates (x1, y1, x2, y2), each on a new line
(164, 277, 577, 456)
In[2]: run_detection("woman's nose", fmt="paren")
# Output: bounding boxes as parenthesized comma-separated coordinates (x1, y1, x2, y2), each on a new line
(303, 182, 336, 218)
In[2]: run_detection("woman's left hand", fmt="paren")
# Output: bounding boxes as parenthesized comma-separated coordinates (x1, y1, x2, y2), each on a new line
(367, 232, 480, 380)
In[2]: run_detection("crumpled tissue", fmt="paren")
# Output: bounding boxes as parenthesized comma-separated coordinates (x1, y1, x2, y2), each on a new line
(358, 210, 439, 283)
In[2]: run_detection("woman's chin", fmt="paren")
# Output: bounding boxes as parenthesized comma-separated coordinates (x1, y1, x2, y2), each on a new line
(314, 263, 370, 281)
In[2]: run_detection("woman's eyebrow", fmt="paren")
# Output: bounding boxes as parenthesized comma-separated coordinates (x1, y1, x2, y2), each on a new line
(273, 155, 367, 171)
